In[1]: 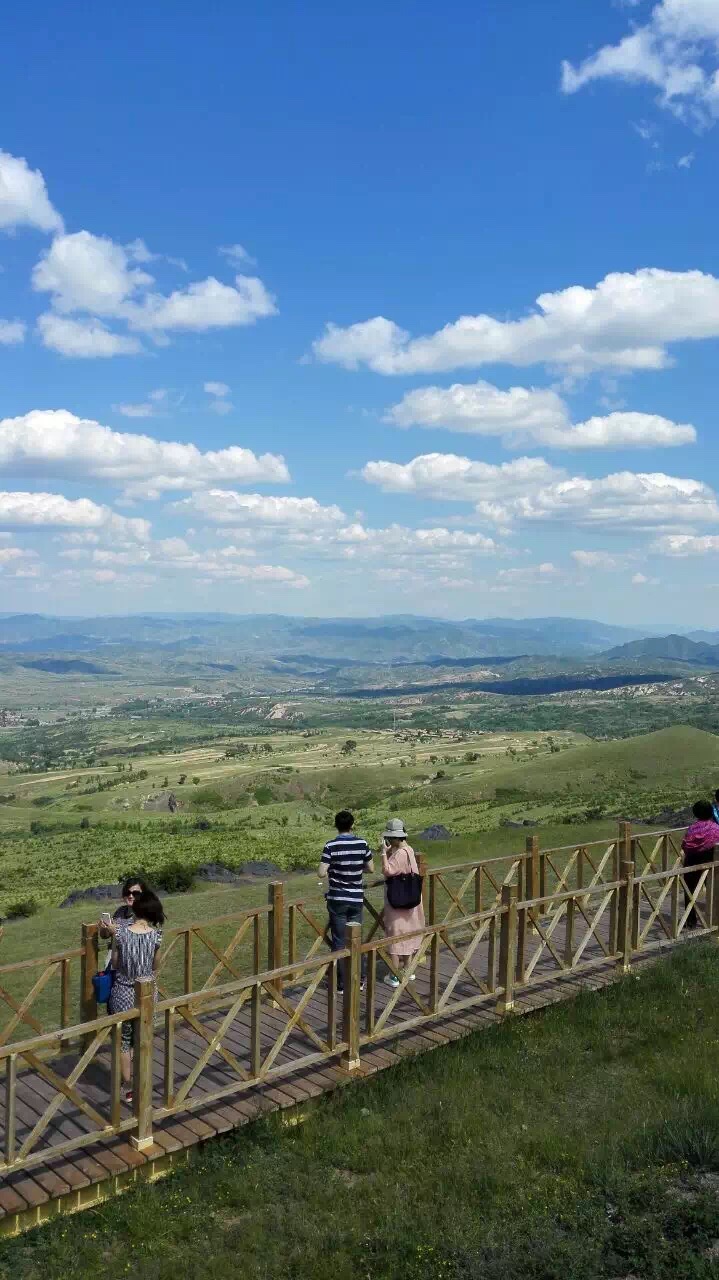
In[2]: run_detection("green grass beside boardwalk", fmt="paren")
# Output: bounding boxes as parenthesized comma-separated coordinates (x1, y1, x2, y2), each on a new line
(3, 944, 719, 1279)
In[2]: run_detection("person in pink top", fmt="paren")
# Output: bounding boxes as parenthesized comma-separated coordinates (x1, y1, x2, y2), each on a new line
(681, 801, 719, 928)
(380, 818, 426, 987)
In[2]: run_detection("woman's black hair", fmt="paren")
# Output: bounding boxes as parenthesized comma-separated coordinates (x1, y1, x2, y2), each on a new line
(693, 800, 714, 822)
(132, 890, 165, 928)
(121, 875, 150, 898)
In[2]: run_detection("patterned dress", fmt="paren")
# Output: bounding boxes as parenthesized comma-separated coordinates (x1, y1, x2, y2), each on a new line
(108, 923, 162, 1048)
(382, 842, 425, 958)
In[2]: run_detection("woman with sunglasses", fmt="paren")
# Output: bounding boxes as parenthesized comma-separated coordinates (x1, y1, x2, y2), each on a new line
(98, 877, 149, 941)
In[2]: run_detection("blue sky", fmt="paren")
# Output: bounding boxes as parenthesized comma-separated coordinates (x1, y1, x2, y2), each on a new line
(0, 0, 718, 624)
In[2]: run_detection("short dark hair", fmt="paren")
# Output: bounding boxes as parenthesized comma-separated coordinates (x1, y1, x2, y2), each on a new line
(335, 809, 354, 832)
(121, 876, 149, 898)
(132, 890, 165, 928)
(693, 800, 714, 822)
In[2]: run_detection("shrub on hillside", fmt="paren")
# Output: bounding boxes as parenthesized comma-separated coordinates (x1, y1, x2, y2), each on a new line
(7, 898, 39, 919)
(191, 788, 226, 809)
(31, 795, 54, 807)
(253, 786, 277, 806)
(155, 861, 195, 894)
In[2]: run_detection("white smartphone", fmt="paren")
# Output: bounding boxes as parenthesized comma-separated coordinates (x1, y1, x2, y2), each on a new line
(100, 912, 112, 925)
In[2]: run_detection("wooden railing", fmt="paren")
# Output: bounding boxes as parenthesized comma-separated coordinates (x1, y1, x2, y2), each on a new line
(0, 821, 705, 1174)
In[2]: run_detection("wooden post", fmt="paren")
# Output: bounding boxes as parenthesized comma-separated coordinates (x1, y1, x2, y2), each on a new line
(429, 874, 440, 1013)
(250, 981, 261, 1076)
(267, 881, 284, 998)
(418, 854, 428, 909)
(418, 856, 429, 968)
(539, 850, 547, 912)
(131, 978, 155, 1151)
(515, 859, 527, 985)
(327, 959, 337, 1051)
(60, 957, 71, 1029)
(341, 922, 361, 1071)
(497, 882, 518, 1014)
(706, 855, 716, 936)
(474, 864, 482, 915)
(288, 904, 297, 980)
(619, 821, 633, 868)
(564, 896, 575, 969)
(163, 1007, 175, 1108)
(5, 1053, 16, 1166)
(80, 923, 99, 1048)
(184, 930, 193, 996)
(526, 835, 540, 914)
(616, 859, 634, 974)
(609, 838, 621, 953)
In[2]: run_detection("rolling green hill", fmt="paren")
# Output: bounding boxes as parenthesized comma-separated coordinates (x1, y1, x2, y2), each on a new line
(481, 726, 719, 797)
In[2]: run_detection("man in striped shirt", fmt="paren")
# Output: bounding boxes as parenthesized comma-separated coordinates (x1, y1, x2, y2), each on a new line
(319, 809, 374, 991)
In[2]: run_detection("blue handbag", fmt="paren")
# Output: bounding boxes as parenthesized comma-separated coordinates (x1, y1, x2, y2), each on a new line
(92, 967, 115, 1004)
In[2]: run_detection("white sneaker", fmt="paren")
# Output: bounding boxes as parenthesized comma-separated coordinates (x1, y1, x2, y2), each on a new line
(383, 974, 400, 988)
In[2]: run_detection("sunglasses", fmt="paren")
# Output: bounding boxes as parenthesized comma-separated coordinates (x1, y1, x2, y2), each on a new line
(127, 889, 142, 898)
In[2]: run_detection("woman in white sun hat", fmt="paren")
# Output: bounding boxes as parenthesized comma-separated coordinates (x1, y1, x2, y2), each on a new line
(380, 818, 425, 987)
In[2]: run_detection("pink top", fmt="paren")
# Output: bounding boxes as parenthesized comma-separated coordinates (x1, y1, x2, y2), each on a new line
(682, 820, 719, 854)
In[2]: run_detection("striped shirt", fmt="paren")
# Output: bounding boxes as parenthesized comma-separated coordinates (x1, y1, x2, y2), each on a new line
(321, 833, 372, 904)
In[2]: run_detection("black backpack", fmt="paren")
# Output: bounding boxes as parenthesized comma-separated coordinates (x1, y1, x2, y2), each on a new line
(386, 869, 423, 910)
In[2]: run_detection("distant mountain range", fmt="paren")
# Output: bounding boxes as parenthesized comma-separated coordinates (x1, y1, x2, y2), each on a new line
(605, 634, 719, 667)
(0, 612, 665, 664)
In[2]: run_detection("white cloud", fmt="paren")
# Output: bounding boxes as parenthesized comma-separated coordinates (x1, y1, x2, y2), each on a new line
(33, 229, 277, 357)
(176, 490, 343, 528)
(0, 546, 36, 566)
(361, 453, 561, 503)
(55, 533, 309, 589)
(362, 450, 719, 533)
(678, 151, 695, 167)
(204, 380, 233, 416)
(561, 0, 719, 126)
(115, 389, 170, 418)
(631, 571, 660, 585)
(653, 533, 719, 555)
(0, 321, 25, 345)
(386, 381, 695, 449)
(331, 524, 497, 558)
(33, 230, 153, 316)
(219, 244, 257, 268)
(497, 562, 559, 585)
(128, 276, 276, 334)
(571, 549, 621, 569)
(312, 268, 719, 376)
(37, 313, 143, 358)
(555, 411, 695, 449)
(0, 409, 290, 498)
(0, 491, 150, 539)
(0, 150, 63, 234)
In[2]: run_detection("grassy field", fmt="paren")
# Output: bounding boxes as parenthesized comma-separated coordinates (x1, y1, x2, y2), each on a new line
(0, 723, 716, 915)
(3, 943, 719, 1278)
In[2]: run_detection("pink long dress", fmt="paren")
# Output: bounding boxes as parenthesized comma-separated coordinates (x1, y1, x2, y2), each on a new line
(382, 842, 426, 958)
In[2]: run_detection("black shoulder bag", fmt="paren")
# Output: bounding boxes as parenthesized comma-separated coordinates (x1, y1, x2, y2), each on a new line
(386, 851, 423, 909)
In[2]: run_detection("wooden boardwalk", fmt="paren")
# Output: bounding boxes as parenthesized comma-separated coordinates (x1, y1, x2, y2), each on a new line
(0, 859, 704, 1237)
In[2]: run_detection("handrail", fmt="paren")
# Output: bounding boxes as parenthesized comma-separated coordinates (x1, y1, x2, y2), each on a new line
(0, 1004, 137, 1064)
(0, 946, 82, 975)
(0, 824, 711, 1177)
(155, 945, 350, 1013)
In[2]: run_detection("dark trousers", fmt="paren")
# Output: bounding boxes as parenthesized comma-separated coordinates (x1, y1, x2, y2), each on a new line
(683, 849, 715, 928)
(327, 901, 365, 989)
